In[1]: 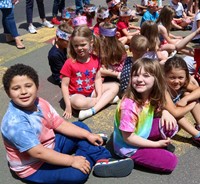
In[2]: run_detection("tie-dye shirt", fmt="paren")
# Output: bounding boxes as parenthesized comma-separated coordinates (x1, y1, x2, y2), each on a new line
(1, 98, 64, 178)
(114, 98, 154, 157)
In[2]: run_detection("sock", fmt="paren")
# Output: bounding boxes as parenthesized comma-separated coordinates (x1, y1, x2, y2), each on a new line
(110, 95, 119, 104)
(78, 107, 96, 120)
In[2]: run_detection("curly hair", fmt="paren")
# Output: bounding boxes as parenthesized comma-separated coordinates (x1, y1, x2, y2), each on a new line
(3, 64, 39, 94)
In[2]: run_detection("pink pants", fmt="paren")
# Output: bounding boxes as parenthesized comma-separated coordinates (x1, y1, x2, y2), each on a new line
(131, 118, 178, 173)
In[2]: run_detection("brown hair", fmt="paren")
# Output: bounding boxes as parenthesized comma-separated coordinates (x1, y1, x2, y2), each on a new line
(99, 22, 126, 68)
(164, 56, 190, 88)
(140, 21, 160, 51)
(156, 5, 175, 33)
(124, 57, 166, 108)
(58, 22, 74, 34)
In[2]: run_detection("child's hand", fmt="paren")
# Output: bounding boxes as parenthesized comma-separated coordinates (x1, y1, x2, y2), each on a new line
(133, 30, 140, 36)
(12, 0, 19, 5)
(70, 156, 91, 174)
(87, 133, 103, 146)
(157, 138, 171, 147)
(161, 110, 177, 131)
(63, 108, 72, 119)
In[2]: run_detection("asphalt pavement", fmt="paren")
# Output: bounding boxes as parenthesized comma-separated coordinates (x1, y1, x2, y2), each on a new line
(0, 0, 200, 184)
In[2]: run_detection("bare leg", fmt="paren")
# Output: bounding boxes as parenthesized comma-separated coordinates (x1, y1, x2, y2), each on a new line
(191, 102, 200, 127)
(70, 94, 98, 110)
(78, 82, 119, 120)
(178, 117, 199, 137)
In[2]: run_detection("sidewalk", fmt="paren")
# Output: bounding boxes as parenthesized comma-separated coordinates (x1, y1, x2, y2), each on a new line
(0, 1, 199, 184)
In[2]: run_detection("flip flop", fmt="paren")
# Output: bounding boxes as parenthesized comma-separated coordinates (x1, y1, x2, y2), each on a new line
(16, 44, 25, 49)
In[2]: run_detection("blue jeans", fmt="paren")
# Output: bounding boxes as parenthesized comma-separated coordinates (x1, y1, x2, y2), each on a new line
(1, 7, 19, 37)
(75, 0, 90, 14)
(26, 0, 45, 24)
(23, 121, 111, 184)
(52, 0, 65, 17)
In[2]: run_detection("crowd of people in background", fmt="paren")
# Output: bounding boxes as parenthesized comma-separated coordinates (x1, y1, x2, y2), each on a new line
(1, 0, 200, 183)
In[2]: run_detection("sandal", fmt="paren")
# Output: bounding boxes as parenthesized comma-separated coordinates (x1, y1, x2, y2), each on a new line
(16, 44, 25, 49)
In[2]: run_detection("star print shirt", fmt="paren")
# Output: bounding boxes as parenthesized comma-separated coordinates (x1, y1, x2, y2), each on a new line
(60, 54, 101, 96)
(120, 57, 133, 93)
(1, 98, 64, 178)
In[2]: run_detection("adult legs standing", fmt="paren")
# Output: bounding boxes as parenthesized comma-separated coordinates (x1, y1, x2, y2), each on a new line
(51, 0, 65, 25)
(26, 0, 53, 34)
(1, 7, 25, 49)
(75, 0, 90, 15)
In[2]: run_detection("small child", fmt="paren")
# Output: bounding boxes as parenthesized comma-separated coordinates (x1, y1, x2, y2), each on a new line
(48, 22, 73, 86)
(93, 6, 110, 36)
(134, 0, 148, 15)
(114, 57, 178, 173)
(82, 4, 96, 28)
(61, 7, 76, 23)
(181, 0, 195, 18)
(140, 21, 169, 64)
(1, 63, 134, 183)
(140, 0, 159, 26)
(164, 56, 200, 146)
(170, 0, 192, 30)
(99, 22, 127, 81)
(116, 6, 140, 44)
(120, 35, 149, 94)
(60, 26, 119, 120)
(106, 0, 122, 24)
(191, 2, 200, 43)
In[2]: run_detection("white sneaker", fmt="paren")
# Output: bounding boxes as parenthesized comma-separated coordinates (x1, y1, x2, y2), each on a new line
(28, 25, 37, 34)
(43, 20, 54, 28)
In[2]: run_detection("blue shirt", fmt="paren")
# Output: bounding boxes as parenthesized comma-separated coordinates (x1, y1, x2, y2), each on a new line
(140, 10, 159, 26)
(0, 0, 13, 8)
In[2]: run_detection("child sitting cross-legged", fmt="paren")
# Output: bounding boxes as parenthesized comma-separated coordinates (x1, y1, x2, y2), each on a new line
(1, 63, 134, 184)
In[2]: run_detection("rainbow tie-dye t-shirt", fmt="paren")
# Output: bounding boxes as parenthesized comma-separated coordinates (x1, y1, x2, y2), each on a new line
(114, 98, 155, 157)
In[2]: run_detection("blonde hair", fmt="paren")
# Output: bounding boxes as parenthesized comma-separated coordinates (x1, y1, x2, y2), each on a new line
(124, 57, 166, 108)
(129, 35, 149, 57)
(69, 26, 100, 59)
